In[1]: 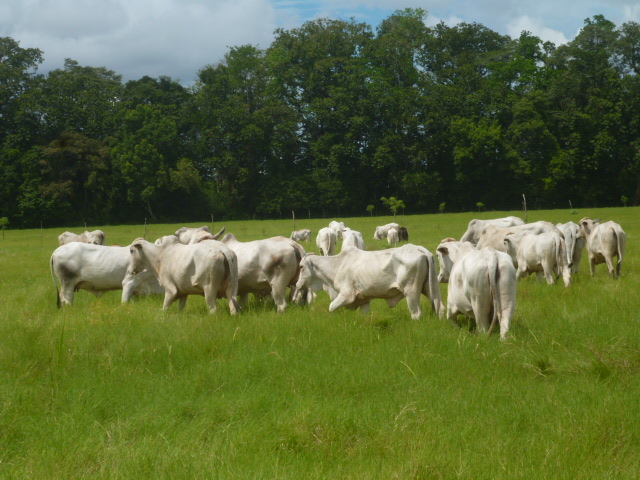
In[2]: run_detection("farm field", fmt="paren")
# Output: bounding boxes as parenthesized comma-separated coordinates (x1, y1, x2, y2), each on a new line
(0, 207, 638, 479)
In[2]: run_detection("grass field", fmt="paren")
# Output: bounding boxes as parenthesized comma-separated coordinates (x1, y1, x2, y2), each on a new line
(0, 208, 638, 479)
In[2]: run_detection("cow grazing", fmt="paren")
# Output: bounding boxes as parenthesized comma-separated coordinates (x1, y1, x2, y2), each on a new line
(291, 229, 312, 242)
(459, 217, 525, 245)
(579, 217, 627, 278)
(58, 229, 107, 246)
(50, 242, 163, 307)
(436, 239, 516, 339)
(398, 227, 409, 242)
(556, 221, 586, 274)
(175, 226, 226, 244)
(503, 231, 571, 287)
(295, 244, 444, 320)
(220, 233, 306, 312)
(475, 221, 562, 254)
(373, 223, 399, 240)
(316, 227, 337, 256)
(387, 227, 399, 246)
(341, 228, 365, 251)
(328, 221, 346, 240)
(127, 236, 239, 314)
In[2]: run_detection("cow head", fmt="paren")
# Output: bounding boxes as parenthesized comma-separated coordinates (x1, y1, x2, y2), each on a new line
(579, 217, 600, 238)
(296, 253, 324, 292)
(436, 238, 458, 284)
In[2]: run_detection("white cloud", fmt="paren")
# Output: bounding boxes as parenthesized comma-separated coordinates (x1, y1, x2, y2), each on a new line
(507, 15, 569, 46)
(2, 0, 277, 83)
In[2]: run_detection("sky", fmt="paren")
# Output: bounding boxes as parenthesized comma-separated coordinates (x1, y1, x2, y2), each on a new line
(2, 0, 639, 84)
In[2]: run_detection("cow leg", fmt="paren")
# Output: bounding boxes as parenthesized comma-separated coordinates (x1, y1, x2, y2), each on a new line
(605, 256, 617, 278)
(589, 255, 597, 276)
(59, 281, 75, 306)
(178, 295, 189, 311)
(329, 293, 354, 312)
(270, 281, 288, 313)
(163, 288, 179, 310)
(359, 302, 371, 314)
(404, 293, 422, 320)
(472, 300, 492, 334)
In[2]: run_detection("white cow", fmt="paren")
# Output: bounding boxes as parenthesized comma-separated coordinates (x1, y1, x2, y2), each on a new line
(175, 226, 226, 244)
(328, 221, 346, 240)
(373, 223, 399, 240)
(556, 221, 586, 274)
(341, 228, 365, 251)
(475, 221, 562, 253)
(579, 217, 627, 278)
(295, 244, 444, 320)
(127, 236, 239, 314)
(316, 227, 337, 256)
(459, 217, 525, 245)
(58, 229, 107, 246)
(503, 231, 571, 287)
(436, 239, 516, 339)
(220, 234, 306, 312)
(290, 229, 312, 242)
(387, 228, 399, 246)
(50, 242, 163, 307)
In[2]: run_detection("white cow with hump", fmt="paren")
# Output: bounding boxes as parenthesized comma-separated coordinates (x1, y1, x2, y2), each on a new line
(475, 221, 562, 254)
(50, 242, 163, 307)
(436, 239, 516, 339)
(341, 228, 365, 251)
(127, 235, 239, 314)
(503, 231, 571, 287)
(58, 229, 107, 246)
(579, 217, 626, 278)
(459, 217, 524, 245)
(295, 244, 444, 320)
(555, 221, 586, 274)
(219, 233, 308, 312)
(316, 227, 337, 256)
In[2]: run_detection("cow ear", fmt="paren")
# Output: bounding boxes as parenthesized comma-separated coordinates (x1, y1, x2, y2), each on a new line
(437, 246, 448, 255)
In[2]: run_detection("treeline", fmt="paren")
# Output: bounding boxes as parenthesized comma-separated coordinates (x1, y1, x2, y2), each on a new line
(1, 10, 639, 227)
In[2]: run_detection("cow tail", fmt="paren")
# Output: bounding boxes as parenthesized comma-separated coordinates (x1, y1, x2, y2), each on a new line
(487, 251, 502, 336)
(423, 253, 443, 317)
(613, 227, 624, 277)
(50, 254, 61, 308)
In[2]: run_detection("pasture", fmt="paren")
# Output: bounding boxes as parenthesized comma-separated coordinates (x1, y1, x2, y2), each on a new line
(0, 207, 638, 479)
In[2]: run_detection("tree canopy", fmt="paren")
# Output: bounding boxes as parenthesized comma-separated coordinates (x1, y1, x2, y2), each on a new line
(1, 11, 639, 227)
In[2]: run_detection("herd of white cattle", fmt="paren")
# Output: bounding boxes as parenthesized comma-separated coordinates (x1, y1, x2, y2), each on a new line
(51, 216, 626, 340)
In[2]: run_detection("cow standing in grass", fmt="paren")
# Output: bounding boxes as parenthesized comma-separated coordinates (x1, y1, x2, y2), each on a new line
(296, 244, 443, 320)
(127, 236, 240, 314)
(436, 239, 516, 339)
(579, 217, 626, 278)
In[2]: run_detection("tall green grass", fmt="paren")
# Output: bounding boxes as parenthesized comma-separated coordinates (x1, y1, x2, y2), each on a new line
(0, 208, 638, 478)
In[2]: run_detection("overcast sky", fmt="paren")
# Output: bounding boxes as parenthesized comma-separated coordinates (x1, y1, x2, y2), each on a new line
(2, 0, 639, 84)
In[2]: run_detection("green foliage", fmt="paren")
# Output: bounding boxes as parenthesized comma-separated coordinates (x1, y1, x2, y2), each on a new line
(2, 14, 640, 227)
(366, 204, 375, 216)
